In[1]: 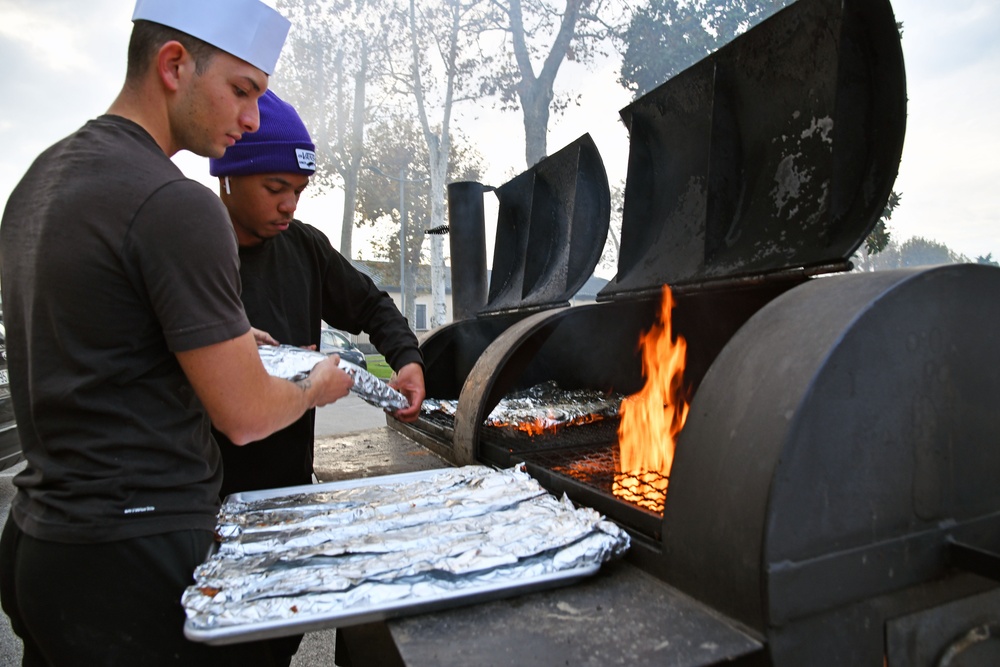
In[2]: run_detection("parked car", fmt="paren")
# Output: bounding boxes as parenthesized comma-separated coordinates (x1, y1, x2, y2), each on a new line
(320, 326, 368, 370)
(0, 322, 23, 471)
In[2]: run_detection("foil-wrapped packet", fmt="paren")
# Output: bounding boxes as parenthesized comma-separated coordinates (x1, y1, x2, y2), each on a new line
(337, 360, 409, 411)
(422, 380, 621, 432)
(257, 344, 326, 382)
(257, 344, 408, 412)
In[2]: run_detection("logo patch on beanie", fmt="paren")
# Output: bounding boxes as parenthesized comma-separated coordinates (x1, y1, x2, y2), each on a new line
(296, 149, 317, 171)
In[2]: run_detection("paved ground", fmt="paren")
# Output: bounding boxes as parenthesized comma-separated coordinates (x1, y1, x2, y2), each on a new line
(0, 396, 448, 666)
(314, 393, 389, 438)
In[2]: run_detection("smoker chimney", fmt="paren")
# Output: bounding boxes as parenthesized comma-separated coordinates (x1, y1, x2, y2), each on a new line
(447, 181, 489, 320)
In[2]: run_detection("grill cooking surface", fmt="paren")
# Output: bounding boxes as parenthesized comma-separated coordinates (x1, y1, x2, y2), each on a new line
(522, 443, 669, 514)
(524, 442, 621, 488)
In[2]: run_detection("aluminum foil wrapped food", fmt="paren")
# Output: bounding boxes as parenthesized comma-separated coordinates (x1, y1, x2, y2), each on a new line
(257, 344, 327, 382)
(257, 344, 408, 411)
(337, 360, 409, 411)
(182, 465, 629, 635)
(422, 380, 622, 432)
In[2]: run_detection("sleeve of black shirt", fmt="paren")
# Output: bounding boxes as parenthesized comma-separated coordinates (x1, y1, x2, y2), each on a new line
(315, 233, 423, 372)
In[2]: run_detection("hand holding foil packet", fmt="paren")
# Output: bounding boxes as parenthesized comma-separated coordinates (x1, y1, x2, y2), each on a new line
(336, 359, 409, 411)
(257, 344, 409, 411)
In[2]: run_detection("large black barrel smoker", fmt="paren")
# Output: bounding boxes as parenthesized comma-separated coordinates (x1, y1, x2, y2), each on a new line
(369, 0, 1000, 664)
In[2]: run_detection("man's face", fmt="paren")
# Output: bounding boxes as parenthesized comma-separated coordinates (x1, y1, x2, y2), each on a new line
(221, 173, 310, 247)
(173, 50, 268, 159)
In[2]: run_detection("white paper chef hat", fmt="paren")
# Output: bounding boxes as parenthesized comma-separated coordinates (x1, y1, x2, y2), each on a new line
(132, 0, 291, 75)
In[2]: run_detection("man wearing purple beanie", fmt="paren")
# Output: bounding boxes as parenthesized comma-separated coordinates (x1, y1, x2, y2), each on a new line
(209, 91, 425, 662)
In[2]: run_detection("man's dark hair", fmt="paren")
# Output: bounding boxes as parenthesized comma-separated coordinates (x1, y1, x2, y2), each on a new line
(126, 20, 219, 81)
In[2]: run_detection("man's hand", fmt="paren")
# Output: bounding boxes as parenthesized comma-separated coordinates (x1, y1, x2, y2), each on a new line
(301, 354, 354, 408)
(251, 327, 279, 346)
(388, 362, 425, 423)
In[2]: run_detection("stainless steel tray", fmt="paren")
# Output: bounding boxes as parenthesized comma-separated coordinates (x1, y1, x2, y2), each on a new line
(184, 468, 605, 646)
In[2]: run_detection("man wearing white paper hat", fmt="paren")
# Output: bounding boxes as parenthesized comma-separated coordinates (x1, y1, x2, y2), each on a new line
(0, 1, 354, 664)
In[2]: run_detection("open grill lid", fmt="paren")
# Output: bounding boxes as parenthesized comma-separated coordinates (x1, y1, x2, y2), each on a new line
(419, 135, 609, 401)
(600, 0, 906, 300)
(480, 134, 611, 315)
(416, 0, 904, 436)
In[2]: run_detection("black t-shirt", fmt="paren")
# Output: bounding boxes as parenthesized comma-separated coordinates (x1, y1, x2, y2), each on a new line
(0, 115, 250, 543)
(215, 220, 421, 498)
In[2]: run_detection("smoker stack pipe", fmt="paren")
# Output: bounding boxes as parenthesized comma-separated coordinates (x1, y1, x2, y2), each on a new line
(447, 182, 490, 321)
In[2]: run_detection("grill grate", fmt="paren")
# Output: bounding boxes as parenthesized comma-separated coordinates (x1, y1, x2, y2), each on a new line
(522, 443, 668, 515)
(419, 410, 668, 515)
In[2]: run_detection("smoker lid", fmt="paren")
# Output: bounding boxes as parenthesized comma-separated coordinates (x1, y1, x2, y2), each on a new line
(481, 134, 611, 315)
(600, 0, 907, 299)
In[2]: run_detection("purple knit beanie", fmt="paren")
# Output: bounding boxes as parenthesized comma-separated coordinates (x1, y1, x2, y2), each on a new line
(210, 89, 316, 176)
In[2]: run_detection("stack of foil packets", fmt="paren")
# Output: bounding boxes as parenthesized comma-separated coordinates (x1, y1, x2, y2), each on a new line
(183, 465, 630, 636)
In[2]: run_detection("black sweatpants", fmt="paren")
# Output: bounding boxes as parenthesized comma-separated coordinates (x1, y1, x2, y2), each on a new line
(0, 516, 279, 666)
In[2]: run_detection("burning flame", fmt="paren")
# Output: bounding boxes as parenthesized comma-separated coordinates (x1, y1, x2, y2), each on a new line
(615, 285, 689, 512)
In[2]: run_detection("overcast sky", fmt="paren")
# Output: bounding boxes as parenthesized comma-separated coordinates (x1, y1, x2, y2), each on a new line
(2, 0, 999, 267)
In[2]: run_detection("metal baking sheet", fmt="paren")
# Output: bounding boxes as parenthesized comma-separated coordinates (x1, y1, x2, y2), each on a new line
(184, 468, 611, 646)
(186, 562, 599, 646)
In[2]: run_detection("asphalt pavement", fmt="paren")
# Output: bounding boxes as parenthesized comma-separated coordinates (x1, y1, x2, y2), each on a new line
(314, 393, 389, 438)
(0, 395, 391, 665)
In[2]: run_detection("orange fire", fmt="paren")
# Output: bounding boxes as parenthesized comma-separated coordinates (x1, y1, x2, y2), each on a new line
(615, 285, 689, 512)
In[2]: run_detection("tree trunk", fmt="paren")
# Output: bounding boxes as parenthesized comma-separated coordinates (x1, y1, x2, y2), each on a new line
(340, 46, 368, 260)
(508, 0, 584, 168)
(408, 0, 457, 329)
(404, 244, 418, 329)
(431, 235, 447, 327)
(521, 88, 551, 167)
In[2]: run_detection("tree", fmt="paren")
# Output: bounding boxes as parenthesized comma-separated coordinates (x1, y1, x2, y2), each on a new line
(899, 237, 968, 267)
(976, 253, 999, 267)
(361, 0, 496, 328)
(853, 236, 974, 272)
(618, 0, 789, 97)
(479, 0, 628, 167)
(402, 0, 484, 327)
(274, 0, 390, 261)
(866, 191, 901, 255)
(855, 191, 902, 272)
(597, 180, 625, 275)
(356, 112, 485, 326)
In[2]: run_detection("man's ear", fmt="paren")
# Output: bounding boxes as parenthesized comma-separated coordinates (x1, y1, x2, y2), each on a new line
(156, 40, 189, 93)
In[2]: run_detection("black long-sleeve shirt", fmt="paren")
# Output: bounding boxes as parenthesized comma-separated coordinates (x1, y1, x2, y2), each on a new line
(215, 219, 422, 498)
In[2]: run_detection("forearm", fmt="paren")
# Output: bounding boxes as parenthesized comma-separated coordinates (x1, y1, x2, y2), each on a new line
(176, 332, 353, 445)
(214, 374, 318, 445)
